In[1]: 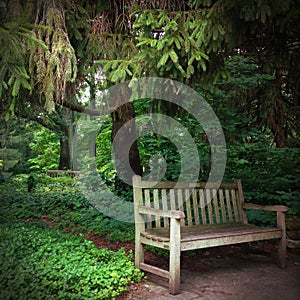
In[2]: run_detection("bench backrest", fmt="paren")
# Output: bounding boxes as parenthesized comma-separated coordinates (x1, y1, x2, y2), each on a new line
(133, 175, 247, 228)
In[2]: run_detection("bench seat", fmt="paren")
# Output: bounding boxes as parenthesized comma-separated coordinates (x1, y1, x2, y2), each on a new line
(141, 223, 282, 250)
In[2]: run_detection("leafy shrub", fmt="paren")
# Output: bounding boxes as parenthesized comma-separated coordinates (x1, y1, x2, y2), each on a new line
(226, 145, 300, 216)
(222, 142, 300, 226)
(28, 125, 59, 172)
(0, 223, 143, 299)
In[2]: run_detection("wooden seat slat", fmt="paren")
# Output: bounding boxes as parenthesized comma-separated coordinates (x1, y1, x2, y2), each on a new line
(141, 223, 282, 242)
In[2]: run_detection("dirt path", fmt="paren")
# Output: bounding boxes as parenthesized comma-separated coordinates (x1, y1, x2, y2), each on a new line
(121, 246, 300, 300)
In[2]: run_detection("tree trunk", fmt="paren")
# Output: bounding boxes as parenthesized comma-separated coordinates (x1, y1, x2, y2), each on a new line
(111, 88, 142, 192)
(58, 108, 77, 170)
(88, 81, 97, 172)
(59, 133, 70, 170)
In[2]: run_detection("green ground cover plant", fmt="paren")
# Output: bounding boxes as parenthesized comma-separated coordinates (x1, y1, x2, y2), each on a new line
(0, 177, 142, 300)
(0, 176, 136, 238)
(0, 223, 142, 300)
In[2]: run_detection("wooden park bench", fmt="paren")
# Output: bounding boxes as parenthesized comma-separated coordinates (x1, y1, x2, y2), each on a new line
(46, 170, 84, 178)
(133, 175, 288, 295)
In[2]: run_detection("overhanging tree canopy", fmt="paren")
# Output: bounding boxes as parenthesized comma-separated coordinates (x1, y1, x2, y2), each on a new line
(0, 0, 299, 177)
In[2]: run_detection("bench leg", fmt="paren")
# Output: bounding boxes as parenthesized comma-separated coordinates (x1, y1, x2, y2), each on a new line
(278, 237, 286, 268)
(169, 218, 181, 295)
(169, 247, 181, 294)
(277, 211, 287, 268)
(135, 236, 144, 269)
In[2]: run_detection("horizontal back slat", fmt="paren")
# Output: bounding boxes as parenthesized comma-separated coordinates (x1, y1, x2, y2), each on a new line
(135, 180, 238, 190)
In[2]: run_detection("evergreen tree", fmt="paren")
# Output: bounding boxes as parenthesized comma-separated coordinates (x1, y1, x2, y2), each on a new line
(0, 0, 299, 188)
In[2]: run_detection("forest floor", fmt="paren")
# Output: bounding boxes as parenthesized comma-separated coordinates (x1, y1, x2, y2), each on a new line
(82, 232, 300, 300)
(37, 216, 300, 300)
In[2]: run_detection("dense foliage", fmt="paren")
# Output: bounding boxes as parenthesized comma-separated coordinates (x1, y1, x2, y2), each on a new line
(28, 125, 60, 172)
(0, 179, 141, 300)
(0, 224, 141, 300)
(0, 0, 299, 176)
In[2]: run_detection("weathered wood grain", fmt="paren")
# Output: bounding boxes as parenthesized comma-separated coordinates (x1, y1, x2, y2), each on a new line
(132, 175, 288, 295)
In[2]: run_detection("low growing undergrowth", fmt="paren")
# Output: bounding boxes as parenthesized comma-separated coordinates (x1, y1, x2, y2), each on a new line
(0, 223, 143, 300)
(0, 184, 135, 241)
(0, 177, 142, 299)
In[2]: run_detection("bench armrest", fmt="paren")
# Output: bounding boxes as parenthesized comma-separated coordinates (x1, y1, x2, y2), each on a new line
(243, 203, 289, 213)
(138, 205, 185, 219)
